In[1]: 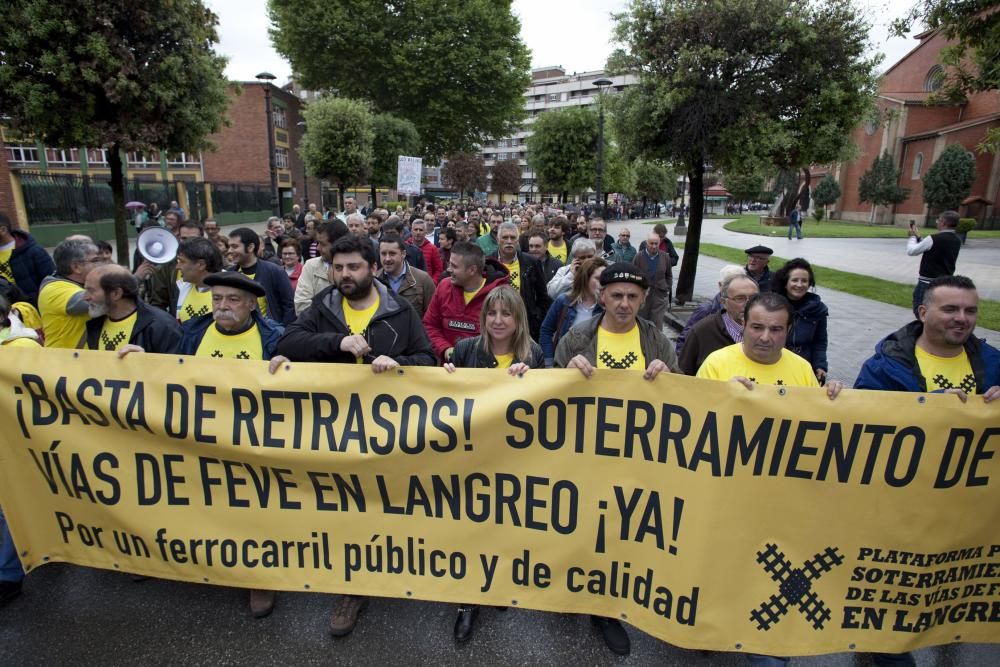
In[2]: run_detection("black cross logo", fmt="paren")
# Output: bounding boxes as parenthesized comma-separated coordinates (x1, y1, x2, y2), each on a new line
(235, 351, 251, 360)
(185, 304, 209, 318)
(100, 330, 128, 350)
(933, 373, 976, 394)
(0, 259, 12, 282)
(211, 350, 224, 358)
(598, 350, 639, 369)
(749, 543, 842, 631)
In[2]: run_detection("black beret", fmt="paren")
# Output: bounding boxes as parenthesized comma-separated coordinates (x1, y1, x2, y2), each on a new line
(203, 271, 266, 298)
(744, 245, 774, 255)
(600, 262, 649, 289)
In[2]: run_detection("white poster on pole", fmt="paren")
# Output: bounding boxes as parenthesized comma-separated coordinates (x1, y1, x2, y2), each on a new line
(396, 156, 423, 195)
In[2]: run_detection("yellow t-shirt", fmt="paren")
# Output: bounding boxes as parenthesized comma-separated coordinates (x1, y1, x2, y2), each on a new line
(464, 278, 487, 305)
(494, 352, 514, 369)
(915, 346, 977, 394)
(504, 258, 521, 291)
(597, 324, 644, 370)
(38, 279, 88, 349)
(0, 244, 14, 284)
(2, 336, 41, 348)
(697, 343, 819, 387)
(195, 322, 264, 360)
(343, 295, 380, 364)
(549, 241, 567, 264)
(239, 267, 268, 317)
(179, 286, 213, 323)
(95, 311, 138, 351)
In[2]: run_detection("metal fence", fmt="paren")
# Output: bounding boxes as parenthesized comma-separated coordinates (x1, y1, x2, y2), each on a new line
(209, 182, 271, 216)
(19, 171, 175, 225)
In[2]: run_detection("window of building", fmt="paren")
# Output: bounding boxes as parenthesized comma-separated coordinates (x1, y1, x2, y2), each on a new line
(167, 152, 200, 167)
(911, 152, 923, 180)
(497, 139, 509, 148)
(127, 151, 159, 167)
(547, 93, 560, 102)
(6, 144, 39, 164)
(864, 119, 878, 136)
(87, 148, 108, 165)
(924, 65, 945, 93)
(46, 148, 80, 165)
(497, 152, 509, 160)
(273, 106, 287, 129)
(275, 147, 289, 169)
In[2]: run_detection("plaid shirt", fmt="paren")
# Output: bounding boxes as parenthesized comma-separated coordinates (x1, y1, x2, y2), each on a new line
(722, 312, 743, 343)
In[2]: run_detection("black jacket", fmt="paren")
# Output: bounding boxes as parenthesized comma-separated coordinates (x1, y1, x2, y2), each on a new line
(85, 300, 182, 353)
(786, 292, 829, 372)
(276, 279, 436, 366)
(7, 230, 55, 303)
(452, 336, 544, 369)
(490, 251, 551, 341)
(538, 253, 563, 284)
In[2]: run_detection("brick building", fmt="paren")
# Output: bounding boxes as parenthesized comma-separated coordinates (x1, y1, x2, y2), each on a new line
(828, 30, 1000, 227)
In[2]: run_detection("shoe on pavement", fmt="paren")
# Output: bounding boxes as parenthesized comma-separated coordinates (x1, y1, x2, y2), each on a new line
(249, 589, 276, 618)
(454, 606, 479, 642)
(329, 595, 368, 637)
(591, 615, 630, 656)
(0, 580, 23, 607)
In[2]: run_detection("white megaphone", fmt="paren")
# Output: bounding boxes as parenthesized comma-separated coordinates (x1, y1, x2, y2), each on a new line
(137, 226, 179, 264)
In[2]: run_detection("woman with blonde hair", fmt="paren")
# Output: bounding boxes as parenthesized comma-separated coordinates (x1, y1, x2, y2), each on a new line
(443, 286, 542, 641)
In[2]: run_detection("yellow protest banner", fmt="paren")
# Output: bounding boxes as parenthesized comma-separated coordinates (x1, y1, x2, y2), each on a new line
(0, 348, 998, 655)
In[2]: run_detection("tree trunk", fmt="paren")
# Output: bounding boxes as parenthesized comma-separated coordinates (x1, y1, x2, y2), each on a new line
(870, 204, 876, 224)
(339, 185, 346, 213)
(370, 184, 377, 211)
(674, 160, 705, 305)
(108, 144, 129, 266)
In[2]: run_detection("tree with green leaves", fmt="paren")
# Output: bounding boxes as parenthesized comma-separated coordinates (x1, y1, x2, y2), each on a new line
(269, 0, 530, 161)
(813, 174, 842, 220)
(526, 107, 599, 202)
(0, 0, 230, 262)
(442, 152, 487, 200)
(858, 151, 910, 223)
(490, 159, 523, 204)
(370, 113, 421, 208)
(725, 170, 767, 211)
(610, 0, 879, 302)
(300, 98, 374, 209)
(631, 160, 673, 210)
(922, 143, 977, 212)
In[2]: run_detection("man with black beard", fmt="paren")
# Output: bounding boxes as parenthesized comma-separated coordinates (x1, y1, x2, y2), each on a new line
(276, 234, 435, 638)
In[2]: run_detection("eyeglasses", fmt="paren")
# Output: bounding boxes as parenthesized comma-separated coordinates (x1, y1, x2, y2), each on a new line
(724, 294, 752, 303)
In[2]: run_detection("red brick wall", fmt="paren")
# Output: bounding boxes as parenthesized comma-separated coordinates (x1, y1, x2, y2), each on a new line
(897, 137, 936, 215)
(203, 84, 270, 184)
(0, 142, 18, 227)
(881, 33, 951, 92)
(279, 90, 323, 209)
(905, 105, 960, 136)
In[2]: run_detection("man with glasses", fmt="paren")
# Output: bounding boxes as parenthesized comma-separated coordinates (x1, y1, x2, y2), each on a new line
(678, 273, 758, 374)
(743, 244, 774, 292)
(574, 217, 614, 256)
(38, 237, 105, 348)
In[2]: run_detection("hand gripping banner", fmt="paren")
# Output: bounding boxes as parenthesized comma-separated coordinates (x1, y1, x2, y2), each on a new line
(0, 348, 998, 655)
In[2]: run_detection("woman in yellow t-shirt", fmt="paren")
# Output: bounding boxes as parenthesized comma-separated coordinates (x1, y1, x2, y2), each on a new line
(442, 286, 543, 642)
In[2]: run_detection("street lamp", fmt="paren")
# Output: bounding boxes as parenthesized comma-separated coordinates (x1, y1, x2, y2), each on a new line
(255, 71, 280, 216)
(296, 120, 309, 208)
(593, 78, 613, 216)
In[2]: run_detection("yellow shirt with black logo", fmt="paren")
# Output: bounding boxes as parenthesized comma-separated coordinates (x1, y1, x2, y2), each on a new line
(597, 325, 644, 370)
(343, 296, 379, 364)
(179, 286, 213, 323)
(697, 343, 818, 387)
(95, 311, 137, 351)
(239, 267, 268, 317)
(38, 279, 88, 349)
(195, 322, 264, 360)
(549, 241, 567, 265)
(504, 258, 521, 291)
(464, 278, 486, 305)
(0, 244, 14, 284)
(494, 352, 514, 369)
(916, 346, 977, 395)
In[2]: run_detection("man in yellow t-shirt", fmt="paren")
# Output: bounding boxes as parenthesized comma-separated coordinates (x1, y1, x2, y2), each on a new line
(83, 265, 180, 353)
(697, 292, 844, 398)
(38, 238, 104, 348)
(551, 261, 679, 655)
(272, 233, 435, 638)
(856, 275, 1000, 402)
(175, 238, 224, 324)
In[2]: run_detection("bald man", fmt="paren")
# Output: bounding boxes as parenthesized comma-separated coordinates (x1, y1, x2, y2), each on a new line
(83, 264, 181, 353)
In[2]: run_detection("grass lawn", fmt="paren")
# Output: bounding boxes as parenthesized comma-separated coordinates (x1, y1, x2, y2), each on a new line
(722, 214, 1000, 239)
(674, 241, 1000, 331)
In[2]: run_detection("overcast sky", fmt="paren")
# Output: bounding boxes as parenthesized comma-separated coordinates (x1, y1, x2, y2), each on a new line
(208, 0, 923, 84)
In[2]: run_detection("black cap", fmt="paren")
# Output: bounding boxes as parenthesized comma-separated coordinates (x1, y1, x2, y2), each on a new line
(744, 245, 773, 256)
(203, 271, 266, 298)
(600, 262, 649, 289)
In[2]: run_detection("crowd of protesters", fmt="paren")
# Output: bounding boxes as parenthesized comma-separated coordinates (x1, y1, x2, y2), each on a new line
(0, 199, 995, 665)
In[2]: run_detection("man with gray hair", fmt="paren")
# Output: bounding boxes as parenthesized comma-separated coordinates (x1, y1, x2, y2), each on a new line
(38, 237, 103, 348)
(83, 264, 180, 353)
(494, 221, 550, 339)
(547, 237, 597, 299)
(675, 264, 746, 356)
(678, 272, 759, 375)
